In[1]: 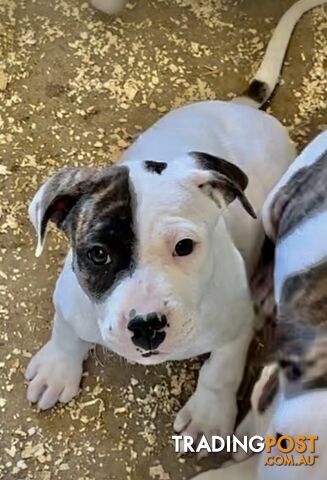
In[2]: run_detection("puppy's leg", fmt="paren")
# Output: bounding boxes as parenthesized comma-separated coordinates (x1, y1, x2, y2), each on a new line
(174, 330, 252, 449)
(25, 311, 90, 410)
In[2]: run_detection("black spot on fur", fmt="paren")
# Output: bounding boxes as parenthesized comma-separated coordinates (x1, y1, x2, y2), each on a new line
(242, 80, 269, 105)
(144, 160, 167, 175)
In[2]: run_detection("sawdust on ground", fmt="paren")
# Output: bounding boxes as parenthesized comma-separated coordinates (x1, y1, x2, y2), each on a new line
(0, 0, 326, 479)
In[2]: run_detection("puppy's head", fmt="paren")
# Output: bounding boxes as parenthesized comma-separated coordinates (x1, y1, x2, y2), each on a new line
(30, 153, 255, 364)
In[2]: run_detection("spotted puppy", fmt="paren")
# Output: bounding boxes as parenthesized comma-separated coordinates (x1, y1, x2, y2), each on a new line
(26, 0, 325, 444)
(262, 129, 327, 387)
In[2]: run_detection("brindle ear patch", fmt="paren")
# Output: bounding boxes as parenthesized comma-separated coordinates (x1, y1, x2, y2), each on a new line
(30, 166, 132, 256)
(31, 167, 99, 256)
(41, 195, 80, 239)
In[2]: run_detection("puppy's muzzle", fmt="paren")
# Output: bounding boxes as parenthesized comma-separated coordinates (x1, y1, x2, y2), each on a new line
(127, 312, 167, 353)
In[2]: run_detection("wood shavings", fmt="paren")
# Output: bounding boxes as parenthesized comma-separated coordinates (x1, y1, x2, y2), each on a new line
(0, 71, 8, 91)
(149, 464, 170, 480)
(0, 1, 325, 479)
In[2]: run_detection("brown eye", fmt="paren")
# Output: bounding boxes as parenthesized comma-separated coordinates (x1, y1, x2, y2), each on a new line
(174, 239, 194, 257)
(87, 246, 110, 266)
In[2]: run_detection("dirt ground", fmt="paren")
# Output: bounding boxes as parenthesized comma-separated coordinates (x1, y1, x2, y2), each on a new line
(0, 0, 326, 479)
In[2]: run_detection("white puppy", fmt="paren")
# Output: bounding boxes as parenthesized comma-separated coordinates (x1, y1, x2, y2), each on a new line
(26, 0, 326, 446)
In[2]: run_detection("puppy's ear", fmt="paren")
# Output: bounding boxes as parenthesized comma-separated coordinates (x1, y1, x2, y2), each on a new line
(191, 152, 257, 219)
(29, 167, 100, 257)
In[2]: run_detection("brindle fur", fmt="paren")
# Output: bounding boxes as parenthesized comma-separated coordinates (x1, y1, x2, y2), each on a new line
(273, 150, 327, 388)
(269, 149, 327, 240)
(40, 165, 135, 300)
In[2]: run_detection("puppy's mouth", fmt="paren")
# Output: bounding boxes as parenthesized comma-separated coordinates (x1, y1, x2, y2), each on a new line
(141, 350, 161, 358)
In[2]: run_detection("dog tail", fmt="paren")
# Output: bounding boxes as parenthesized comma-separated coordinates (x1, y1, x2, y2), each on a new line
(233, 0, 326, 108)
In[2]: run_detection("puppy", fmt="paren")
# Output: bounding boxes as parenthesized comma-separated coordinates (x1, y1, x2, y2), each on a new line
(26, 0, 325, 445)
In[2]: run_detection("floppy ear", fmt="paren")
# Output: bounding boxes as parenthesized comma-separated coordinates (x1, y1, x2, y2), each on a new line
(29, 167, 100, 257)
(191, 152, 257, 219)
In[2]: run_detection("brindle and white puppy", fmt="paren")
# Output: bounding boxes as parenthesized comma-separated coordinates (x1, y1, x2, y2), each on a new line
(26, 0, 326, 444)
(262, 129, 327, 387)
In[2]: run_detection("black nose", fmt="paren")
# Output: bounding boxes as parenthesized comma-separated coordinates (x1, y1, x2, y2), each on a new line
(127, 312, 167, 351)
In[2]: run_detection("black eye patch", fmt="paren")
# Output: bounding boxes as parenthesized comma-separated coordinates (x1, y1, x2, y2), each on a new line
(70, 167, 136, 300)
(144, 160, 167, 175)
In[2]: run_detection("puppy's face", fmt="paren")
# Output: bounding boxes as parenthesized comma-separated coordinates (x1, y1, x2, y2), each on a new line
(30, 153, 255, 364)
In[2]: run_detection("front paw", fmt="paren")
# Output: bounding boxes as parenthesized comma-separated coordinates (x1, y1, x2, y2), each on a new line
(25, 341, 84, 410)
(173, 386, 237, 451)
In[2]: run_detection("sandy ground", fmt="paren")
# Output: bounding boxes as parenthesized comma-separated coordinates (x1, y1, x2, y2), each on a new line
(0, 0, 326, 479)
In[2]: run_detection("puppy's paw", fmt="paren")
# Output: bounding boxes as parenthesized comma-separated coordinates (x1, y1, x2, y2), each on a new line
(25, 341, 84, 410)
(173, 386, 237, 455)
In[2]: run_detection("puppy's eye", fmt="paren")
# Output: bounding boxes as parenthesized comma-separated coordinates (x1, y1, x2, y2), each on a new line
(87, 246, 110, 266)
(174, 238, 194, 257)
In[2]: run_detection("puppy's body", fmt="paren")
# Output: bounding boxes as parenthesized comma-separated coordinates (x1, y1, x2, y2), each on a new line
(26, 0, 326, 444)
(263, 129, 327, 384)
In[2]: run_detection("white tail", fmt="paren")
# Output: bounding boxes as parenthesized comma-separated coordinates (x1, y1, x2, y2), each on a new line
(234, 0, 326, 107)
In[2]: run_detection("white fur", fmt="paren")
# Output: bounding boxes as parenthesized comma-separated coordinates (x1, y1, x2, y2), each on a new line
(26, 0, 324, 448)
(275, 210, 327, 302)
